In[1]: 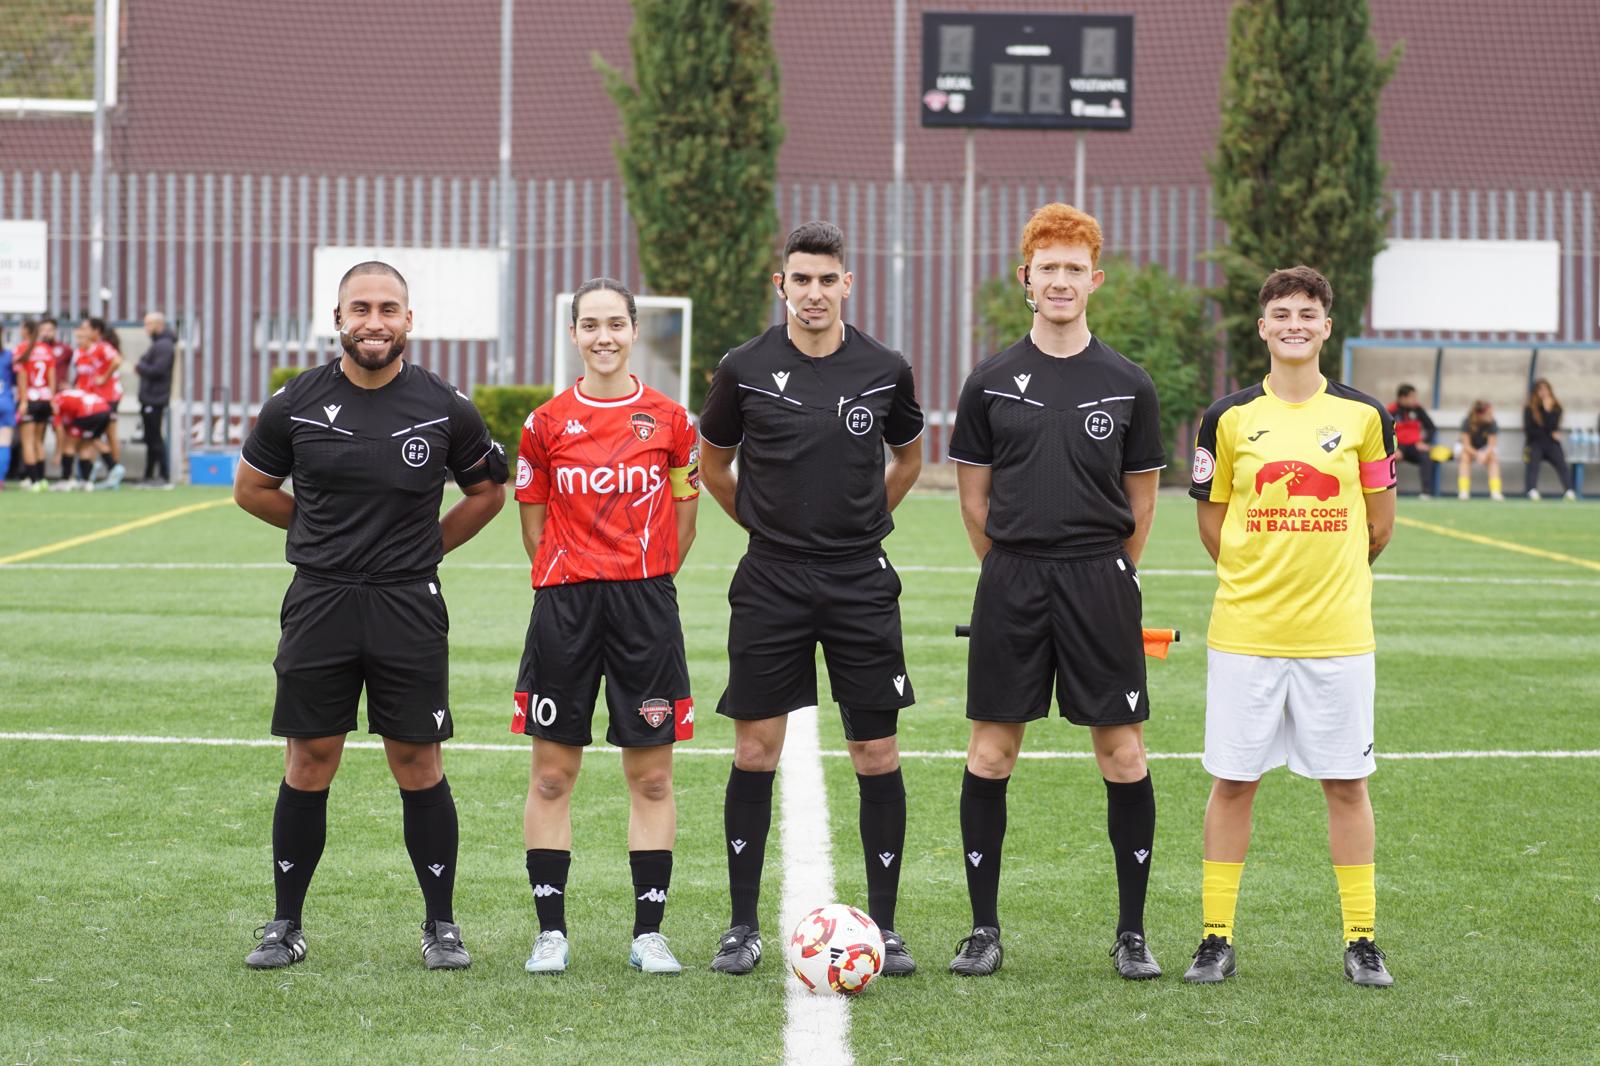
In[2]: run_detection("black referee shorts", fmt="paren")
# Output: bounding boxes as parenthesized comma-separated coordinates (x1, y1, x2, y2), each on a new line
(512, 575, 692, 748)
(716, 548, 913, 733)
(272, 573, 452, 742)
(967, 547, 1149, 726)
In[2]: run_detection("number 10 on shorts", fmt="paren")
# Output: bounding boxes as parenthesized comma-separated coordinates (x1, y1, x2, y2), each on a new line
(511, 691, 558, 734)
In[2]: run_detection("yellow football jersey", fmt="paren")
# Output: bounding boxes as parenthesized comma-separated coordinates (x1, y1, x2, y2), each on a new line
(1189, 376, 1396, 657)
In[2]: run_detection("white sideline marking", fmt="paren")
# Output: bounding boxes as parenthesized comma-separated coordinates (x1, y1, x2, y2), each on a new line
(0, 732, 1595, 762)
(777, 706, 852, 1066)
(4, 560, 1599, 588)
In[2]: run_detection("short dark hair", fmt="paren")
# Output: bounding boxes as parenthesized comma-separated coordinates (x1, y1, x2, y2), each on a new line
(19, 318, 38, 339)
(337, 260, 409, 303)
(784, 220, 845, 266)
(1396, 383, 1417, 399)
(571, 277, 637, 327)
(40, 316, 57, 327)
(1258, 265, 1333, 313)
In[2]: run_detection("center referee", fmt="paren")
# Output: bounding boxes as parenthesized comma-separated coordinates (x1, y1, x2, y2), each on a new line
(235, 261, 507, 970)
(699, 221, 925, 976)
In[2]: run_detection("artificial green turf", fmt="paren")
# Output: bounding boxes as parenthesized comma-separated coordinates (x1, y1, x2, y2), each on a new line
(2, 487, 1598, 1063)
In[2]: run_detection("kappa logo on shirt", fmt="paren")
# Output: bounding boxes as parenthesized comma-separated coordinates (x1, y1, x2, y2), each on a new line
(772, 371, 790, 392)
(564, 419, 587, 436)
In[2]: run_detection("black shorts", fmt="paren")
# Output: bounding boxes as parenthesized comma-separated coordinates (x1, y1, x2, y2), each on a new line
(272, 573, 452, 742)
(512, 575, 692, 748)
(717, 547, 913, 730)
(23, 400, 53, 423)
(967, 547, 1149, 726)
(69, 412, 111, 440)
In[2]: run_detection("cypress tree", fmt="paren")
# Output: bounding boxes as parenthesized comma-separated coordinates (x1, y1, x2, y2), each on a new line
(1209, 0, 1400, 383)
(597, 0, 784, 406)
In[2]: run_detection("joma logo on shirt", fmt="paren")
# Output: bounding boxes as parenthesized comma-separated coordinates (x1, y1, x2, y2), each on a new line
(554, 463, 665, 495)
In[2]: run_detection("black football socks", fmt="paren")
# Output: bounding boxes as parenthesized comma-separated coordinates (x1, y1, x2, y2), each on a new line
(960, 769, 1009, 930)
(858, 768, 907, 932)
(271, 780, 328, 927)
(1105, 773, 1156, 936)
(725, 765, 776, 929)
(400, 776, 458, 924)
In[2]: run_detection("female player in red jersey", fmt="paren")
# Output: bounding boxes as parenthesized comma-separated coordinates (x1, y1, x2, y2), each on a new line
(72, 317, 126, 487)
(511, 278, 700, 976)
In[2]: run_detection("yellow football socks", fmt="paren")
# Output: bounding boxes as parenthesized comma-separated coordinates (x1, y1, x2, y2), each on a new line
(1489, 476, 1503, 495)
(1458, 475, 1470, 496)
(1334, 863, 1376, 942)
(1201, 860, 1245, 942)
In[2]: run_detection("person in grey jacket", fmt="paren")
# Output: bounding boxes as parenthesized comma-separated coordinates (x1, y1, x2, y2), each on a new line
(138, 312, 175, 484)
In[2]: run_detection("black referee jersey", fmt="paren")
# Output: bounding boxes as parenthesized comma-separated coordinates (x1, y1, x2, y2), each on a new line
(948, 335, 1164, 557)
(241, 359, 502, 578)
(699, 324, 924, 556)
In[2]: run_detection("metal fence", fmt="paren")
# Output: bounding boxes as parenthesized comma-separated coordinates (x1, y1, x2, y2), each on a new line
(3, 170, 1595, 460)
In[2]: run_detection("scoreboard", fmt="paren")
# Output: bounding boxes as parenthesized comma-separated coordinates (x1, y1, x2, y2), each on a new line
(920, 12, 1134, 131)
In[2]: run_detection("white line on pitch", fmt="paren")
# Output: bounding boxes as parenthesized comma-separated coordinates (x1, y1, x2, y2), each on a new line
(1, 732, 1596, 762)
(4, 560, 1597, 588)
(777, 706, 852, 1066)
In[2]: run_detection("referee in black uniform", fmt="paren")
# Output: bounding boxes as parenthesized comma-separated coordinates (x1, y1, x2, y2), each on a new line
(234, 261, 507, 970)
(947, 204, 1165, 979)
(699, 221, 925, 976)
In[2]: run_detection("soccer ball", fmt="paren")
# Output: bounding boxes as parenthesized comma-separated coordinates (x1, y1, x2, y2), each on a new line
(785, 903, 884, 996)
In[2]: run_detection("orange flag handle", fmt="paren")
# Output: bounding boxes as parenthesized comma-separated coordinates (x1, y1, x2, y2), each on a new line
(1142, 628, 1180, 660)
(955, 624, 1180, 661)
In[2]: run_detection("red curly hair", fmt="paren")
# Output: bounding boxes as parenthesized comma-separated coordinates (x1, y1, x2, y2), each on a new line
(1020, 203, 1103, 267)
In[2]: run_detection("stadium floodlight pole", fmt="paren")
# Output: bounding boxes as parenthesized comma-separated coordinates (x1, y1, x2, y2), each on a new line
(891, 0, 907, 354)
(959, 130, 975, 377)
(89, 0, 108, 318)
(496, 0, 515, 385)
(1074, 132, 1086, 210)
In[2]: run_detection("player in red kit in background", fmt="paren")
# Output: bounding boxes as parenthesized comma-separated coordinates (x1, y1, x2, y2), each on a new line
(1387, 385, 1437, 498)
(511, 277, 700, 977)
(72, 318, 126, 488)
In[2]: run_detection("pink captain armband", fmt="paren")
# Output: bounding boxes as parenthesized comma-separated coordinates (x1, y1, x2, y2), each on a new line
(1360, 454, 1398, 489)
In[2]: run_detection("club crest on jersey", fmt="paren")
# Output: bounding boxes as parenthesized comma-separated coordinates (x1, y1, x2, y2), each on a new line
(1084, 410, 1115, 440)
(1317, 425, 1343, 453)
(401, 436, 430, 467)
(639, 698, 671, 728)
(845, 406, 874, 436)
(630, 412, 658, 441)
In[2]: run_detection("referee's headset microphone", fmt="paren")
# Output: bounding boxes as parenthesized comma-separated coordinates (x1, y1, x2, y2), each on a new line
(1021, 269, 1038, 313)
(776, 283, 814, 323)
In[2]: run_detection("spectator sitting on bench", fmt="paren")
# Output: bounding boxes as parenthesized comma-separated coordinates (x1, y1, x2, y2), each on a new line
(1388, 384, 1437, 498)
(1458, 400, 1503, 500)
(1522, 378, 1576, 501)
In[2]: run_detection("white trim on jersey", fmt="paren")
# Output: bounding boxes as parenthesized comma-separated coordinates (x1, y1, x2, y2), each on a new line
(572, 376, 645, 408)
(737, 382, 804, 406)
(289, 415, 354, 436)
(390, 415, 450, 437)
(949, 455, 992, 467)
(1123, 465, 1168, 474)
(239, 453, 289, 480)
(887, 422, 927, 449)
(983, 389, 1045, 408)
(860, 382, 898, 397)
(699, 431, 743, 449)
(1100, 395, 1136, 402)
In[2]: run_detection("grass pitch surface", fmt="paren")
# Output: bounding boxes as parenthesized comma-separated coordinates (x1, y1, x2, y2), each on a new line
(2, 486, 1597, 1064)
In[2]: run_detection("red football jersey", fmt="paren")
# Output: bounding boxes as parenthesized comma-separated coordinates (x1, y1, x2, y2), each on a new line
(74, 341, 122, 404)
(56, 387, 111, 421)
(19, 344, 56, 401)
(48, 340, 71, 383)
(516, 376, 699, 587)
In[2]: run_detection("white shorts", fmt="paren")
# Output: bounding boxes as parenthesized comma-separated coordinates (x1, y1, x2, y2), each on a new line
(1203, 649, 1376, 781)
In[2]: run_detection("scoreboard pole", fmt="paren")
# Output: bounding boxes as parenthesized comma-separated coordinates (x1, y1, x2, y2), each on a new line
(960, 131, 976, 379)
(1075, 132, 1086, 211)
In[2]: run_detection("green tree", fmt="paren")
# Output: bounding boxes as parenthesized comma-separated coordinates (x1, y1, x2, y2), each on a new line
(596, 0, 784, 407)
(1209, 0, 1400, 383)
(977, 256, 1216, 461)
